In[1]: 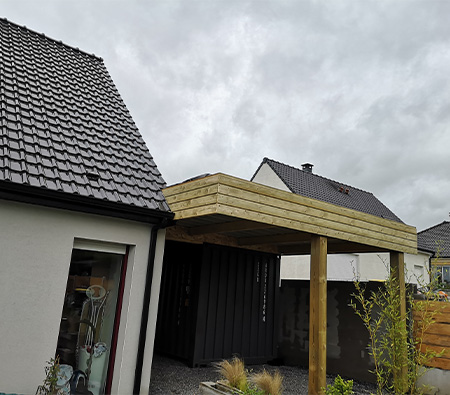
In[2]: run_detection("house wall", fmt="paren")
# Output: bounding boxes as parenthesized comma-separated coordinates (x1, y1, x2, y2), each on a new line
(281, 252, 430, 285)
(251, 162, 291, 192)
(0, 199, 165, 395)
(278, 280, 378, 383)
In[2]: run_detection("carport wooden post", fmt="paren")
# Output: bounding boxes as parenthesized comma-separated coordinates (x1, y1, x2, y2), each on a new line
(309, 235, 327, 395)
(390, 251, 408, 393)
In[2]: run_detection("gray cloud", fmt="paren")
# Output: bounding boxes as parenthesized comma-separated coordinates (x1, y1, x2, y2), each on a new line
(3, 0, 450, 230)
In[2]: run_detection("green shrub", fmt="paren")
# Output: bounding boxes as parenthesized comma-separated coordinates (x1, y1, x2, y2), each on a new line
(325, 375, 353, 395)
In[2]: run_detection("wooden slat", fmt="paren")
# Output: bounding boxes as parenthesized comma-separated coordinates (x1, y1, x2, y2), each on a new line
(421, 333, 450, 348)
(418, 343, 450, 359)
(217, 174, 416, 233)
(168, 194, 218, 212)
(414, 301, 450, 315)
(216, 193, 416, 251)
(163, 173, 417, 254)
(413, 312, 450, 325)
(216, 203, 417, 254)
(423, 323, 450, 337)
(425, 356, 450, 370)
(217, 183, 417, 242)
(163, 175, 220, 198)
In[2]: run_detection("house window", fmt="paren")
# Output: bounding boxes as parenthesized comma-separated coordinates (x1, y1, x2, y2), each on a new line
(434, 265, 450, 284)
(56, 245, 127, 395)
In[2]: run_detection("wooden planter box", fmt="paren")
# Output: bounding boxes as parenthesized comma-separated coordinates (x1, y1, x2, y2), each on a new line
(199, 381, 244, 395)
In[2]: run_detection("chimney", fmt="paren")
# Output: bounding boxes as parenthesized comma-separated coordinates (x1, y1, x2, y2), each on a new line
(301, 163, 313, 173)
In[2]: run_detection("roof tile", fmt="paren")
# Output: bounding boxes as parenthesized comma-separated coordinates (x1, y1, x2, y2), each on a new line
(252, 158, 403, 223)
(418, 221, 450, 257)
(0, 18, 170, 212)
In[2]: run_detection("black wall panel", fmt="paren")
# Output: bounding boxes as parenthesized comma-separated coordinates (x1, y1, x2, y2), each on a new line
(155, 241, 280, 367)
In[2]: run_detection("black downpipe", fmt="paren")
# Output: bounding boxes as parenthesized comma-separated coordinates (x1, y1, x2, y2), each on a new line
(133, 220, 167, 394)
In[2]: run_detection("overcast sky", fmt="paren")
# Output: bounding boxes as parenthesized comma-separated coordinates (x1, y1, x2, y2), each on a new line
(3, 1, 450, 231)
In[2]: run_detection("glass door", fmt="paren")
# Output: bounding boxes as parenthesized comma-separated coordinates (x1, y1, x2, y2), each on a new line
(56, 248, 126, 395)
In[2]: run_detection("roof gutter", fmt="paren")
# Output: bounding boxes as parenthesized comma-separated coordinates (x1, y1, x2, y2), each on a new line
(0, 181, 174, 224)
(133, 218, 170, 394)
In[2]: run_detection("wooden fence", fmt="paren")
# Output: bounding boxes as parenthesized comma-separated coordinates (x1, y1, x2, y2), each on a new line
(413, 301, 450, 370)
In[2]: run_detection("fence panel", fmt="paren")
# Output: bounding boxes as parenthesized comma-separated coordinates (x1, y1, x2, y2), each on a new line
(414, 301, 450, 370)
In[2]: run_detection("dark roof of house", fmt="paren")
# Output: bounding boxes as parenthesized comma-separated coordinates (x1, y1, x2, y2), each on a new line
(0, 18, 171, 219)
(418, 221, 450, 257)
(251, 157, 403, 223)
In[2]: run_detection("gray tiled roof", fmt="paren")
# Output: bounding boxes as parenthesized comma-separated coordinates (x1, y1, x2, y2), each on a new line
(252, 158, 403, 223)
(418, 221, 450, 257)
(0, 18, 170, 212)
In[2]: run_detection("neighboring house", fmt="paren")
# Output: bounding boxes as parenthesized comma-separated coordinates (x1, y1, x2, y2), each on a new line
(251, 158, 429, 285)
(418, 221, 450, 285)
(0, 19, 173, 395)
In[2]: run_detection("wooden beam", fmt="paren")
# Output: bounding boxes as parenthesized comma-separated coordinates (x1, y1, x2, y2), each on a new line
(165, 225, 279, 254)
(238, 232, 311, 246)
(163, 173, 417, 254)
(188, 220, 274, 235)
(390, 252, 408, 393)
(309, 235, 327, 395)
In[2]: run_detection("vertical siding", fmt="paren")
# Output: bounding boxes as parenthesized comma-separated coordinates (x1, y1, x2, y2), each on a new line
(192, 244, 280, 366)
(155, 241, 280, 367)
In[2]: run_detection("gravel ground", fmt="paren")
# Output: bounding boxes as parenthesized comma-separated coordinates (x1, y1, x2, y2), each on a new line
(149, 354, 377, 394)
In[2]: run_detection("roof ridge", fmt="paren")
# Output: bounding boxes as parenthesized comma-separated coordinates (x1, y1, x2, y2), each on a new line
(263, 157, 372, 194)
(418, 220, 450, 234)
(0, 17, 103, 62)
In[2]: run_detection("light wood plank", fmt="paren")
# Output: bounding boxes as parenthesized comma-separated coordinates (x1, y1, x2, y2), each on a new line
(163, 174, 220, 197)
(163, 173, 417, 254)
(168, 194, 218, 212)
(423, 355, 450, 370)
(216, 174, 416, 233)
(215, 203, 416, 254)
(421, 334, 450, 348)
(216, 193, 416, 250)
(217, 183, 417, 242)
(423, 323, 450, 337)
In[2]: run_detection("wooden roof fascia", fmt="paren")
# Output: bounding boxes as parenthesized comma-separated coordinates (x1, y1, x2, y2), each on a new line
(215, 193, 416, 251)
(216, 174, 415, 234)
(215, 203, 416, 254)
(217, 184, 416, 243)
(163, 173, 417, 255)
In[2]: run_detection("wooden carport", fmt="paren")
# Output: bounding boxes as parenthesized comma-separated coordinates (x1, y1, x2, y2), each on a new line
(163, 173, 417, 394)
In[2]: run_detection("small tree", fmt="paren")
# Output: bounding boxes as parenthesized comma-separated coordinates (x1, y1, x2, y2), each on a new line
(350, 256, 444, 394)
(36, 356, 61, 395)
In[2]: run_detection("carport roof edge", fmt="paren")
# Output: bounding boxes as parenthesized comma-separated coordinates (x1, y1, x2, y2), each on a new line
(163, 173, 417, 255)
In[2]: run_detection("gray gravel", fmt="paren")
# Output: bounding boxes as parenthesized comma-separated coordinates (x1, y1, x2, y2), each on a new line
(149, 355, 377, 394)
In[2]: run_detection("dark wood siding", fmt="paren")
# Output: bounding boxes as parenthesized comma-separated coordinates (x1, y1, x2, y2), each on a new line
(155, 241, 280, 367)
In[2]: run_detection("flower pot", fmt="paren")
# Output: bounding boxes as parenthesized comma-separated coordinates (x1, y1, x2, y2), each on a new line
(199, 381, 244, 395)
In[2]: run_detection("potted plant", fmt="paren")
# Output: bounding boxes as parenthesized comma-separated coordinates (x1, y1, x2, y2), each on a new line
(199, 357, 283, 395)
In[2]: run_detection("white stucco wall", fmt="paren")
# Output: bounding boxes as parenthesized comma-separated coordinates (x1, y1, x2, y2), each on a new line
(280, 251, 430, 285)
(0, 199, 164, 395)
(251, 163, 291, 192)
